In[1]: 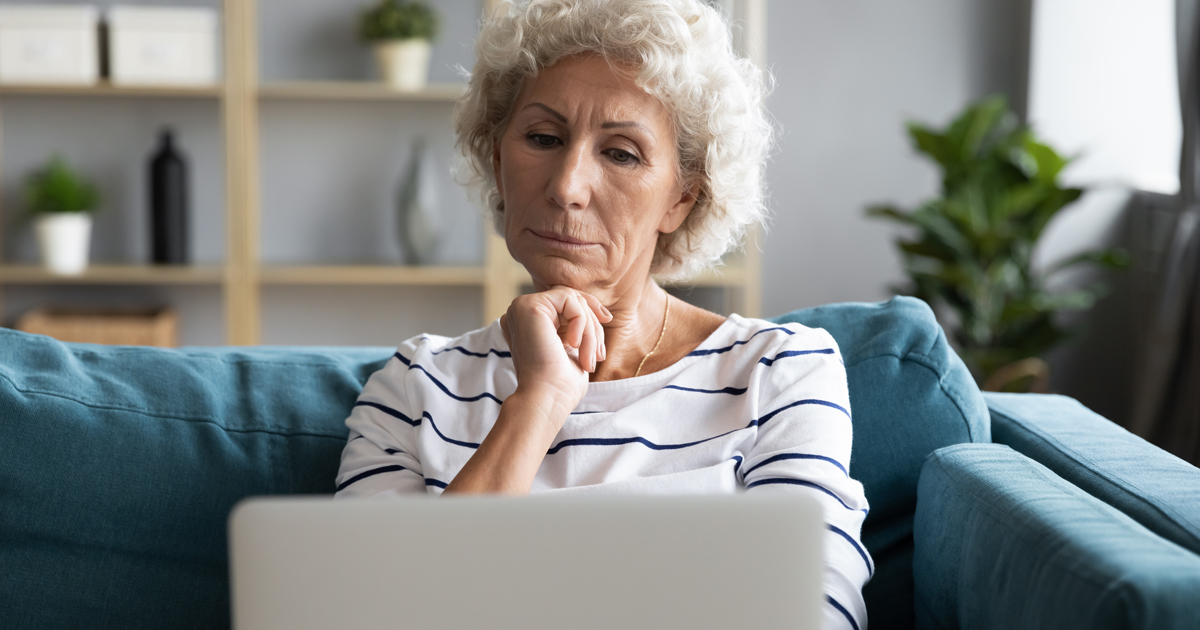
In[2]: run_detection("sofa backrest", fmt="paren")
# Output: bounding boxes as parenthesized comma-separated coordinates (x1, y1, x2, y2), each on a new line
(0, 330, 391, 629)
(771, 296, 989, 630)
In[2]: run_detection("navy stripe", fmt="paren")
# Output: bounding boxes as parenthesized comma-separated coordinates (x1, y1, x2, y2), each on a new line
(349, 433, 365, 442)
(337, 464, 410, 492)
(731, 455, 744, 476)
(384, 447, 407, 456)
(431, 345, 512, 359)
(744, 477, 867, 513)
(758, 348, 835, 366)
(757, 398, 850, 427)
(687, 326, 795, 357)
(826, 596, 861, 630)
(828, 524, 873, 576)
(393, 351, 411, 366)
(546, 424, 752, 456)
(663, 384, 748, 396)
(420, 410, 482, 448)
(355, 401, 481, 449)
(569, 410, 610, 415)
(408, 363, 504, 404)
(425, 478, 448, 488)
(356, 400, 420, 426)
(664, 349, 834, 398)
(742, 453, 849, 477)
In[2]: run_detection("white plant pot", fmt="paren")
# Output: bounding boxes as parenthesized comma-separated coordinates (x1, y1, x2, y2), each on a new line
(374, 39, 432, 92)
(35, 213, 92, 275)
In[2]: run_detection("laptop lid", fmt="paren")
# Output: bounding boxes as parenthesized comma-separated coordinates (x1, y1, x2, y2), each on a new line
(229, 495, 824, 630)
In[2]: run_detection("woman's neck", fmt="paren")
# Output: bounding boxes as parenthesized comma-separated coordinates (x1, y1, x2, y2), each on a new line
(589, 277, 669, 382)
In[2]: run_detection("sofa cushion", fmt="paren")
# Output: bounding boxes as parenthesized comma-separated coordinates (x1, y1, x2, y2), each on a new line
(772, 296, 989, 630)
(0, 328, 391, 630)
(915, 443, 1200, 630)
(986, 392, 1200, 556)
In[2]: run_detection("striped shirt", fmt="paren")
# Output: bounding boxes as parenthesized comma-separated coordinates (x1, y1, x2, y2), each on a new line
(337, 314, 871, 630)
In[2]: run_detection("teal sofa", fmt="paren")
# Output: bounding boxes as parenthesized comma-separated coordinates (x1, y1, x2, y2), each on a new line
(2, 297, 1198, 629)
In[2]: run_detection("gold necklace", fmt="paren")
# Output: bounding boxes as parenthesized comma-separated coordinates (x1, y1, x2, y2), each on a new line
(633, 292, 670, 378)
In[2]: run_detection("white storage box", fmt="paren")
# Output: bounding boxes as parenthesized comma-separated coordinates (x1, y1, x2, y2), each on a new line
(0, 5, 99, 85)
(108, 6, 218, 86)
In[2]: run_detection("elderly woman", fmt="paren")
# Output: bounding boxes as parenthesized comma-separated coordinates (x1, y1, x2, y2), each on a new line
(336, 0, 870, 628)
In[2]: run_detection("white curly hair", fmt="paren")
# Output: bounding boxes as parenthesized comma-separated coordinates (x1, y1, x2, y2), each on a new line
(454, 0, 773, 282)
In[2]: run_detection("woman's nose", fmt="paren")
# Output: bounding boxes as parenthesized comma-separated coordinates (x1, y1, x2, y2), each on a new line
(546, 143, 594, 210)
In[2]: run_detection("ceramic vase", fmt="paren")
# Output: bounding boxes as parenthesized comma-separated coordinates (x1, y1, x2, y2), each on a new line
(397, 139, 441, 265)
(35, 213, 92, 275)
(374, 39, 432, 91)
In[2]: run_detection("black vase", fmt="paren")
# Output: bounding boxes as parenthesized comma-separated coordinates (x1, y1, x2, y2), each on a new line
(149, 130, 189, 265)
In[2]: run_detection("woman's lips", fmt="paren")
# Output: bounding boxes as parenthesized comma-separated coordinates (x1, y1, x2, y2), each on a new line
(528, 228, 597, 250)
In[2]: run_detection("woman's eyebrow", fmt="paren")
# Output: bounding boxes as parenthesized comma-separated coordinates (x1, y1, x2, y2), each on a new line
(524, 102, 568, 122)
(522, 102, 655, 140)
(601, 120, 655, 139)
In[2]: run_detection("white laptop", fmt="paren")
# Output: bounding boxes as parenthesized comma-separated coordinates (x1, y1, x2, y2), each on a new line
(228, 495, 824, 630)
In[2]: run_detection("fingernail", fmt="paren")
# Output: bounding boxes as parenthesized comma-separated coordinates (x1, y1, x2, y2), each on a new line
(602, 306, 612, 318)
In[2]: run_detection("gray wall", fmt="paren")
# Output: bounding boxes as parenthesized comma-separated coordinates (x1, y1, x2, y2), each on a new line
(761, 0, 1031, 316)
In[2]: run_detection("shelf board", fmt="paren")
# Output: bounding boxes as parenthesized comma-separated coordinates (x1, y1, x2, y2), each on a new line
(257, 81, 467, 102)
(259, 265, 486, 286)
(505, 263, 747, 288)
(0, 264, 224, 285)
(0, 81, 223, 98)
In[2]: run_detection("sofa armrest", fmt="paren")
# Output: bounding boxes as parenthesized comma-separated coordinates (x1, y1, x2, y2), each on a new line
(914, 444, 1200, 630)
(985, 392, 1200, 555)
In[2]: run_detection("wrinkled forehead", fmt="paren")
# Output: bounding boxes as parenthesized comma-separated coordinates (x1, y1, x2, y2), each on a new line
(508, 55, 675, 135)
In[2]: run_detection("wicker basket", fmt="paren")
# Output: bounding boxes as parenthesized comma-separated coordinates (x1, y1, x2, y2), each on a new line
(16, 308, 178, 347)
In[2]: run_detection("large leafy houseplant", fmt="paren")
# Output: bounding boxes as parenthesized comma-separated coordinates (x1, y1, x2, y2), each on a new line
(868, 95, 1127, 387)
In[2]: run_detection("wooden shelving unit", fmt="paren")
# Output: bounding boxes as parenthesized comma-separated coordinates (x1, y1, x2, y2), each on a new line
(0, 81, 223, 98)
(0, 264, 224, 285)
(258, 81, 466, 101)
(0, 0, 766, 345)
(259, 265, 486, 286)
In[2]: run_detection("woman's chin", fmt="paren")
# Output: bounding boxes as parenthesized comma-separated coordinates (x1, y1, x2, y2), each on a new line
(520, 255, 600, 291)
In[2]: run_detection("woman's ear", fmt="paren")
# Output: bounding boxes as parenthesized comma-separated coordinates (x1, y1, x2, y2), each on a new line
(492, 142, 505, 197)
(657, 179, 699, 234)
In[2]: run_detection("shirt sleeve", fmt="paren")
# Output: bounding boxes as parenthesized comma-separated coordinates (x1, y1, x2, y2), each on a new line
(741, 327, 871, 630)
(334, 343, 428, 498)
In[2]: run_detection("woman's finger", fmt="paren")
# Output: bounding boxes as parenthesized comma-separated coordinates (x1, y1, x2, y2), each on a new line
(579, 291, 613, 323)
(594, 306, 606, 363)
(578, 305, 596, 373)
(561, 292, 588, 350)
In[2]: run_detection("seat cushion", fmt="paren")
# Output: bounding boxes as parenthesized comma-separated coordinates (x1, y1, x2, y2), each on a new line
(772, 296, 989, 630)
(0, 328, 391, 630)
(987, 392, 1200, 556)
(916, 443, 1200, 630)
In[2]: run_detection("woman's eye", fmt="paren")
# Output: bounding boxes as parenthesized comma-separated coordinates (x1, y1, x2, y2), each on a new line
(528, 134, 560, 148)
(608, 149, 638, 164)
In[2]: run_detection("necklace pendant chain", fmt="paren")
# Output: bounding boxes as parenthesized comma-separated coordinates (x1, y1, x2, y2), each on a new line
(633, 292, 670, 378)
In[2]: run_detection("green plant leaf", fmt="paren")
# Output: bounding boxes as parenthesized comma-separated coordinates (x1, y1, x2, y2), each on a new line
(1045, 248, 1131, 275)
(23, 156, 99, 215)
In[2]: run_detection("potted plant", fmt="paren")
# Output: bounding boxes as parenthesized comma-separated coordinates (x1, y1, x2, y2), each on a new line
(867, 95, 1128, 391)
(360, 0, 438, 91)
(24, 156, 100, 275)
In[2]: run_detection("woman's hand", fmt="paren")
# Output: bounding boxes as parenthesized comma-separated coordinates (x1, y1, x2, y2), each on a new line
(500, 286, 612, 417)
(444, 287, 610, 495)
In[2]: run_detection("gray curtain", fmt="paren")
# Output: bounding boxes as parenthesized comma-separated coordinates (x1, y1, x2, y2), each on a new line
(1129, 0, 1200, 464)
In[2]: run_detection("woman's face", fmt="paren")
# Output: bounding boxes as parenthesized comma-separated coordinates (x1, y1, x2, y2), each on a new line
(493, 55, 695, 296)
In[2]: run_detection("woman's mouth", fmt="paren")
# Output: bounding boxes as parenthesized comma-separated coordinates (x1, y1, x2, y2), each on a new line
(528, 229, 597, 250)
